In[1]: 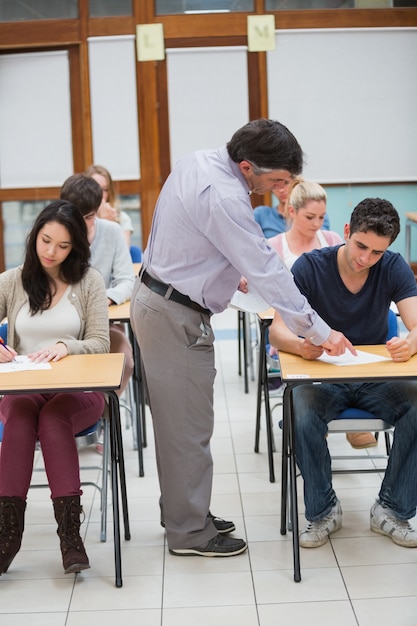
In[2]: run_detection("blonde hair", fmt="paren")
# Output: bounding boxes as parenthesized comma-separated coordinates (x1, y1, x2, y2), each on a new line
(85, 164, 117, 208)
(285, 180, 327, 221)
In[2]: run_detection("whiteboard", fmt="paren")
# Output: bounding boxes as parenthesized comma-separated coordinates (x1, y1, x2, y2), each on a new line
(267, 28, 417, 184)
(88, 36, 140, 180)
(166, 46, 249, 168)
(0, 51, 73, 188)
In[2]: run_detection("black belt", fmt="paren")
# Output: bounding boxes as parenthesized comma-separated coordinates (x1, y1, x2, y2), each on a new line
(141, 270, 211, 316)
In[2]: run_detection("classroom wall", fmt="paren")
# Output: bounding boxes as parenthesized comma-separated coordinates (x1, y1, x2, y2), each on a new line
(324, 183, 417, 259)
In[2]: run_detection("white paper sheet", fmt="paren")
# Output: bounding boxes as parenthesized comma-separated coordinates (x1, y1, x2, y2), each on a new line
(0, 355, 52, 373)
(318, 349, 390, 367)
(228, 288, 270, 314)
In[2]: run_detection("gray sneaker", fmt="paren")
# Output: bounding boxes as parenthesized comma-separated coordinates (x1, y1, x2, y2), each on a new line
(299, 501, 342, 548)
(370, 501, 417, 547)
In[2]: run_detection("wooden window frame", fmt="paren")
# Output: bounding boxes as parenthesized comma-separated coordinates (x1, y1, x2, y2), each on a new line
(0, 0, 415, 267)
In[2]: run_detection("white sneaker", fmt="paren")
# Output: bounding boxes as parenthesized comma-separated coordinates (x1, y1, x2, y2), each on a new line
(370, 501, 417, 547)
(299, 501, 342, 548)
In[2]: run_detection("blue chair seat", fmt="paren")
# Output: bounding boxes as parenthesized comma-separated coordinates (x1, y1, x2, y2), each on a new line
(332, 408, 377, 421)
(129, 245, 142, 263)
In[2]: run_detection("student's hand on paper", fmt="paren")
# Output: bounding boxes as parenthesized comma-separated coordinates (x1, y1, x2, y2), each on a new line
(0, 343, 17, 363)
(321, 330, 357, 357)
(29, 342, 68, 363)
(237, 277, 248, 293)
(299, 338, 324, 360)
(386, 336, 411, 362)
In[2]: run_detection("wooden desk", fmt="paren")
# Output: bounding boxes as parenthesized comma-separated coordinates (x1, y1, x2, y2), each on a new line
(109, 300, 145, 477)
(405, 212, 417, 265)
(0, 353, 129, 588)
(278, 345, 417, 583)
(109, 300, 130, 323)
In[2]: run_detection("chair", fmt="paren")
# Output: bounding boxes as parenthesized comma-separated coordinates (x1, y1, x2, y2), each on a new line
(0, 323, 7, 343)
(325, 308, 398, 472)
(129, 245, 142, 263)
(256, 308, 399, 483)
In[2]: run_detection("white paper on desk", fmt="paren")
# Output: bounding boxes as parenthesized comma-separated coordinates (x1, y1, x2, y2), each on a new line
(0, 355, 52, 373)
(228, 288, 270, 314)
(318, 349, 390, 366)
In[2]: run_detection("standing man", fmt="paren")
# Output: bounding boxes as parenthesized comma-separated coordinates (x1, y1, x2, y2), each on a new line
(130, 119, 353, 557)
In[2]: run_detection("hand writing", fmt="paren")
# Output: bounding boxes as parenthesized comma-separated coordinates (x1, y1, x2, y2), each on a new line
(0, 338, 17, 363)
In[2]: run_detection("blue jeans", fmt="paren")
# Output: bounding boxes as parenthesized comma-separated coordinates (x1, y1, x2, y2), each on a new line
(292, 381, 417, 521)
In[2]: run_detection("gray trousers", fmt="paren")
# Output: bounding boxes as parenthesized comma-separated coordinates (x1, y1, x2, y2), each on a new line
(130, 281, 217, 549)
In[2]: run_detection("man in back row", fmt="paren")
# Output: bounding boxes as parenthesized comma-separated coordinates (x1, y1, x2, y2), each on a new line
(269, 198, 417, 548)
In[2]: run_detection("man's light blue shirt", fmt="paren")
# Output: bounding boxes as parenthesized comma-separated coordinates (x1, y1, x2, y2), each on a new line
(143, 145, 330, 345)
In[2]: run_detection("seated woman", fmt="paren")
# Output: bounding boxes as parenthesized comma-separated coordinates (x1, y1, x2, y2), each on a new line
(85, 164, 134, 249)
(0, 200, 110, 576)
(254, 178, 331, 238)
(268, 179, 377, 450)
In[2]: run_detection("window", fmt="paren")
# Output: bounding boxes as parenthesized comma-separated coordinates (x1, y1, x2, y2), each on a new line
(2, 201, 50, 269)
(266, 0, 417, 7)
(156, 0, 254, 14)
(89, 0, 132, 17)
(0, 0, 77, 21)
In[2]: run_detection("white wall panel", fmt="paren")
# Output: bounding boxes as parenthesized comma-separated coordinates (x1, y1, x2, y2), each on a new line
(268, 28, 417, 183)
(88, 35, 140, 179)
(166, 46, 249, 168)
(0, 51, 72, 188)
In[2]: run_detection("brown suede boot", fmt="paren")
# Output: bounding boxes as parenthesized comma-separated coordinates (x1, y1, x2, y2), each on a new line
(0, 496, 26, 574)
(53, 496, 90, 574)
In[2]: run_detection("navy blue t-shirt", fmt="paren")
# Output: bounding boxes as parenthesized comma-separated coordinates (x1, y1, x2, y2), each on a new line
(292, 245, 417, 345)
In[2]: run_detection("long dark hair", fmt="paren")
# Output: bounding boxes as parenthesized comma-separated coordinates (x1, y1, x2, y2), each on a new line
(22, 200, 91, 314)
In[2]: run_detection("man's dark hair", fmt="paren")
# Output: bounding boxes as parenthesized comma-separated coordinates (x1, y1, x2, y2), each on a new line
(60, 173, 103, 216)
(350, 198, 400, 245)
(226, 118, 304, 175)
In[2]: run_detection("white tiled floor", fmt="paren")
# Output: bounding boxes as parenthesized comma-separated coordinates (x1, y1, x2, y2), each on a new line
(2, 308, 417, 625)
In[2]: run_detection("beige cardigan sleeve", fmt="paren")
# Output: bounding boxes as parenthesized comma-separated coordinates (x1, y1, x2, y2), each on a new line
(58, 267, 110, 355)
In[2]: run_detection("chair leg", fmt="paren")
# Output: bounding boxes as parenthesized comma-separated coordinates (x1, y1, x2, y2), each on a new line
(100, 417, 110, 542)
(281, 385, 301, 582)
(254, 323, 264, 454)
(255, 319, 276, 482)
(130, 331, 145, 477)
(263, 364, 276, 483)
(238, 310, 243, 377)
(384, 431, 392, 455)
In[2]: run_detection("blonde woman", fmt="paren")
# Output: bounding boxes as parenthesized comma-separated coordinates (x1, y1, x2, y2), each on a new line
(254, 177, 331, 238)
(268, 180, 340, 266)
(268, 180, 377, 450)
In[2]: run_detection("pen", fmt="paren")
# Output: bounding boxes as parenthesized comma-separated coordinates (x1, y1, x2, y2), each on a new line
(0, 336, 16, 361)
